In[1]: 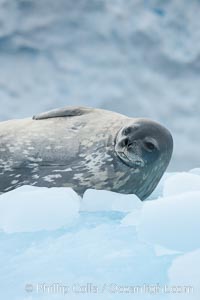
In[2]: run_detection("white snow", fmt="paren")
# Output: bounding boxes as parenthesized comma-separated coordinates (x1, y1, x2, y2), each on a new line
(0, 169, 200, 300)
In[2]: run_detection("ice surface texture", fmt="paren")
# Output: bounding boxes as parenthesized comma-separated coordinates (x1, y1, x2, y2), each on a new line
(0, 186, 80, 233)
(0, 169, 199, 299)
(0, 0, 200, 170)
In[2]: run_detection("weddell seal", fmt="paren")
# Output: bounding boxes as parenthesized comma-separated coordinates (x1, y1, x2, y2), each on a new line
(0, 106, 173, 199)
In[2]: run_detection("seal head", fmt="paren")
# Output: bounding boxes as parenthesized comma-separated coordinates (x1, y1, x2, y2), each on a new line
(115, 118, 173, 199)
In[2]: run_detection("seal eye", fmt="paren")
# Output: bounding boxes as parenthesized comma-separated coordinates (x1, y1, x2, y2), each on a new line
(123, 127, 132, 135)
(144, 141, 156, 152)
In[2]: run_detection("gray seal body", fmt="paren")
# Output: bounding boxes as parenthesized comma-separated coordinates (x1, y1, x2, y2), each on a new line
(0, 106, 173, 199)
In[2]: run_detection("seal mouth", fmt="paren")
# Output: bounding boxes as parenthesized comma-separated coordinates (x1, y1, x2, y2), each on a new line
(117, 151, 144, 168)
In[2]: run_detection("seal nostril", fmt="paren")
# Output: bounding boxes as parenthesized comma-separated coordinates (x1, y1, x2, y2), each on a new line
(127, 142, 133, 149)
(121, 138, 129, 147)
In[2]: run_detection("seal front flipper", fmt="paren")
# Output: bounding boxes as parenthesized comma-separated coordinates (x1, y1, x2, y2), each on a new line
(33, 106, 93, 120)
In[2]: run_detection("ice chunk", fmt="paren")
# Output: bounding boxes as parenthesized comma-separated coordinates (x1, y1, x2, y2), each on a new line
(0, 171, 200, 300)
(163, 173, 200, 197)
(138, 191, 200, 252)
(168, 249, 200, 299)
(0, 186, 80, 233)
(189, 168, 200, 176)
(81, 189, 142, 212)
(148, 172, 177, 200)
(154, 245, 181, 256)
(120, 209, 142, 227)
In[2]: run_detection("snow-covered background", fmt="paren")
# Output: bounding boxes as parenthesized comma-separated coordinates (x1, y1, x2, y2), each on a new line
(0, 170, 200, 300)
(0, 0, 199, 170)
